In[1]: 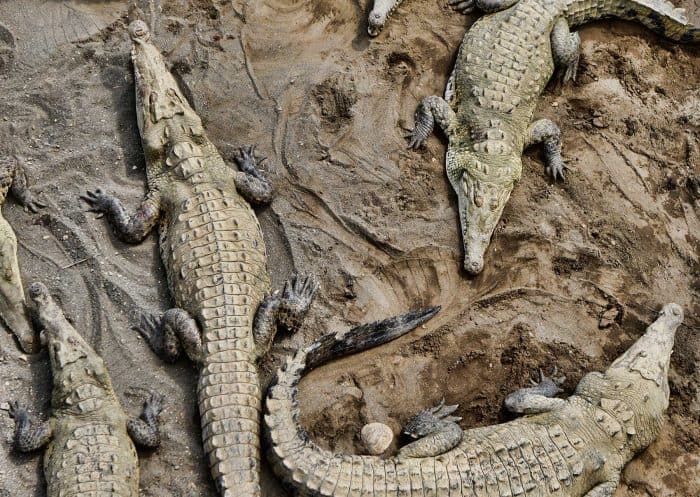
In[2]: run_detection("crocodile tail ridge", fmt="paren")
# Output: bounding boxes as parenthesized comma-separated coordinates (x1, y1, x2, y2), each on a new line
(564, 0, 700, 42)
(265, 307, 440, 496)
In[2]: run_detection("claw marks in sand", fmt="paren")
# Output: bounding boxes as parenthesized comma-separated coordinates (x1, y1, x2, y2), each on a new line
(8, 282, 164, 497)
(0, 155, 46, 352)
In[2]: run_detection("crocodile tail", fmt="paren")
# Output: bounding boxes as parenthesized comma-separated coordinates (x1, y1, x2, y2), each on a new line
(264, 306, 440, 496)
(198, 356, 263, 497)
(564, 0, 700, 42)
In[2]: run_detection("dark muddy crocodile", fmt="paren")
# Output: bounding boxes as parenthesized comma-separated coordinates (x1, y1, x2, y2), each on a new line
(0, 155, 45, 352)
(8, 282, 163, 496)
(80, 19, 434, 497)
(369, 0, 700, 274)
(266, 302, 684, 497)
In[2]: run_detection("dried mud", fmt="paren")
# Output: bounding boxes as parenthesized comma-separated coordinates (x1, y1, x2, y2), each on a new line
(0, 1, 698, 496)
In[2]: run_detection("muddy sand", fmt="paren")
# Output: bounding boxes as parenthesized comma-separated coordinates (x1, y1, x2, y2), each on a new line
(0, 1, 698, 496)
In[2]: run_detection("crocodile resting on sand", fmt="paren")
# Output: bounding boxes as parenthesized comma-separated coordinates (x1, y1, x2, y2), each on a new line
(266, 303, 684, 497)
(0, 155, 45, 352)
(8, 282, 163, 497)
(81, 19, 436, 497)
(372, 0, 699, 274)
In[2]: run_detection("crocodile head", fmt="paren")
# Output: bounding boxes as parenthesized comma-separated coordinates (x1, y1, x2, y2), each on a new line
(28, 282, 114, 413)
(576, 304, 684, 455)
(368, 0, 405, 37)
(448, 151, 520, 275)
(128, 20, 203, 159)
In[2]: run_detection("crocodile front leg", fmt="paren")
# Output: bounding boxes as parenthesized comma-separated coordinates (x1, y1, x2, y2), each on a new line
(504, 367, 566, 414)
(8, 401, 52, 452)
(81, 189, 161, 244)
(551, 17, 580, 83)
(408, 96, 458, 149)
(253, 274, 318, 357)
(127, 392, 165, 448)
(526, 118, 566, 180)
(230, 146, 273, 205)
(133, 308, 203, 363)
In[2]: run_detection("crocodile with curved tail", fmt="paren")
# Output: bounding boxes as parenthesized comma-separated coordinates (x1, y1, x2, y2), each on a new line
(371, 0, 698, 274)
(266, 303, 684, 497)
(8, 282, 163, 497)
(80, 19, 437, 497)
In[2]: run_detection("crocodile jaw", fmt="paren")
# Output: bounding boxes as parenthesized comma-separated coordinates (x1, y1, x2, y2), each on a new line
(368, 0, 404, 36)
(456, 172, 514, 275)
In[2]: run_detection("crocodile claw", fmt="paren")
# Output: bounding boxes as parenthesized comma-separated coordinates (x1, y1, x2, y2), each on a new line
(278, 274, 319, 333)
(7, 400, 25, 419)
(80, 188, 112, 214)
(143, 392, 165, 417)
(529, 366, 565, 395)
(132, 313, 161, 345)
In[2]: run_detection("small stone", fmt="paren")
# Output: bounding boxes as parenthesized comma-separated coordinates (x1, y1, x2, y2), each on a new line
(361, 422, 393, 455)
(592, 117, 608, 128)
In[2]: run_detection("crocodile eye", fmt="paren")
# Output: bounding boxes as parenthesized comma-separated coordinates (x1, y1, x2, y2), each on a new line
(489, 199, 499, 211)
(474, 196, 484, 207)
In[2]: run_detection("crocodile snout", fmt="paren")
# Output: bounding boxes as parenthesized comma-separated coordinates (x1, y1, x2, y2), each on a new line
(464, 258, 483, 276)
(129, 20, 150, 41)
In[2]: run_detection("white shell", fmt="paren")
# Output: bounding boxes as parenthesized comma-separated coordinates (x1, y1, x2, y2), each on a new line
(361, 422, 393, 455)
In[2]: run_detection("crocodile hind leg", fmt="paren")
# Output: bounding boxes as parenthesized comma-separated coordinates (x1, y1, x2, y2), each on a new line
(127, 392, 165, 448)
(230, 146, 273, 205)
(8, 401, 52, 452)
(408, 96, 457, 149)
(253, 274, 318, 356)
(526, 118, 566, 181)
(133, 308, 203, 363)
(504, 367, 566, 414)
(551, 17, 580, 84)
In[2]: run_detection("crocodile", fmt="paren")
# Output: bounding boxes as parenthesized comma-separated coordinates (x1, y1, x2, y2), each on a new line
(80, 19, 432, 497)
(393, 0, 700, 274)
(0, 155, 45, 352)
(265, 303, 685, 497)
(8, 282, 163, 497)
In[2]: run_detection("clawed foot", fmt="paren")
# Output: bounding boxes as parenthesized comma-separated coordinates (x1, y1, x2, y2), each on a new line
(7, 400, 27, 420)
(545, 158, 566, 181)
(22, 193, 47, 213)
(407, 128, 428, 150)
(448, 0, 475, 14)
(278, 274, 319, 333)
(233, 145, 267, 179)
(80, 188, 113, 216)
(142, 391, 165, 418)
(529, 366, 566, 395)
(132, 313, 171, 358)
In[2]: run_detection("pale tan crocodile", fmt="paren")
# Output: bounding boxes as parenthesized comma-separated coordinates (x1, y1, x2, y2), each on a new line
(266, 303, 684, 497)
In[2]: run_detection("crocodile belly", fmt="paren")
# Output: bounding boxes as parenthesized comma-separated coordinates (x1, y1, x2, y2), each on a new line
(44, 423, 139, 497)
